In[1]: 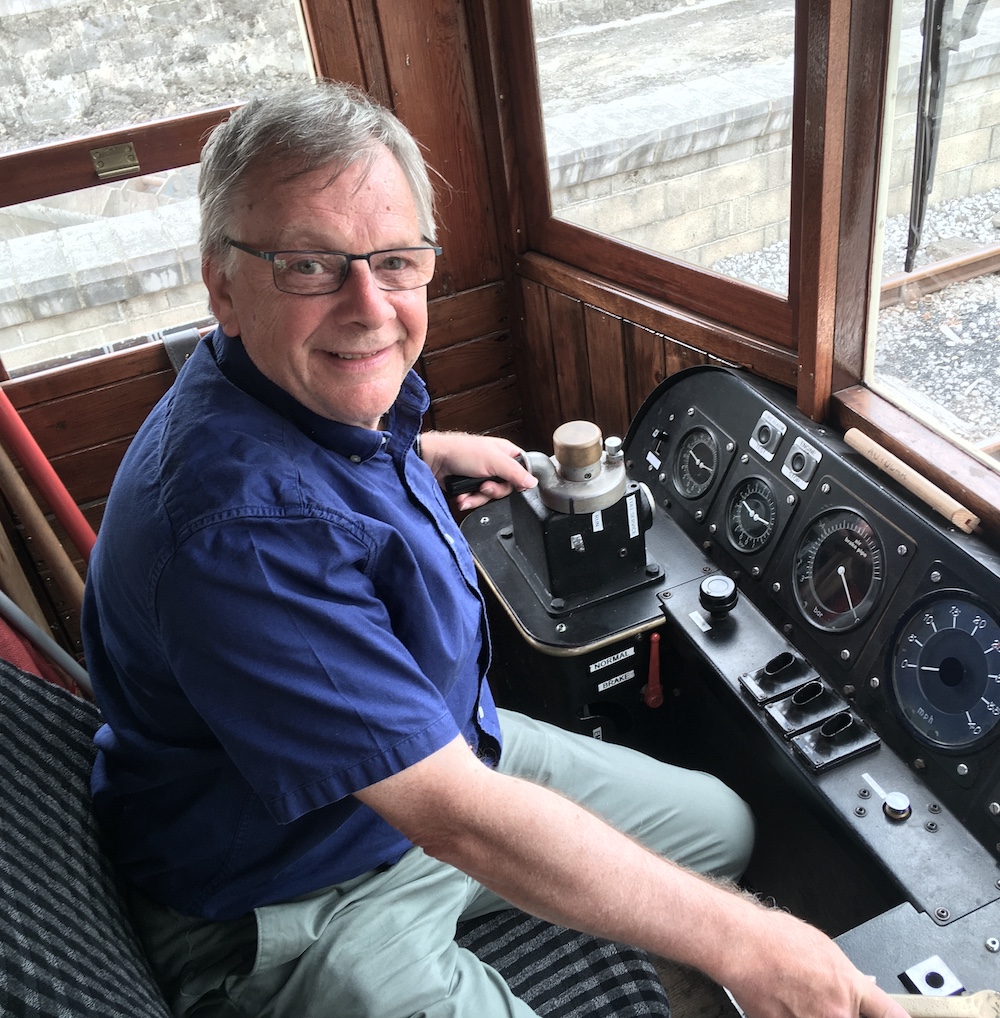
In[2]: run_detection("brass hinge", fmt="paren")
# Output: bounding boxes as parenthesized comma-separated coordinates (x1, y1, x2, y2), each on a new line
(90, 142, 141, 181)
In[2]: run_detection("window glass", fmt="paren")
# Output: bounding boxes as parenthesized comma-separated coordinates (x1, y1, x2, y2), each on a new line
(0, 0, 315, 375)
(534, 0, 796, 295)
(0, 0, 312, 153)
(0, 167, 213, 376)
(866, 0, 1000, 471)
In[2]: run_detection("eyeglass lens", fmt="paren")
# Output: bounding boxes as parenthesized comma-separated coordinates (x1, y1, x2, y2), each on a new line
(271, 249, 437, 294)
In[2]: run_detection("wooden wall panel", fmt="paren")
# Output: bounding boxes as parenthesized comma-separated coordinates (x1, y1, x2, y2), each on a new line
(421, 333, 514, 399)
(517, 280, 562, 442)
(546, 292, 592, 427)
(624, 324, 667, 422)
(376, 0, 503, 296)
(583, 306, 629, 442)
(17, 373, 175, 462)
(515, 275, 726, 449)
(429, 377, 521, 437)
(426, 284, 509, 353)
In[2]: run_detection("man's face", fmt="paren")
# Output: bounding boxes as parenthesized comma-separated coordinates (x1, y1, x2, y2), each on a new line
(204, 145, 429, 429)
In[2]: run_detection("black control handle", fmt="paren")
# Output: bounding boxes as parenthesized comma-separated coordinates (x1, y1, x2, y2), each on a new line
(443, 474, 506, 497)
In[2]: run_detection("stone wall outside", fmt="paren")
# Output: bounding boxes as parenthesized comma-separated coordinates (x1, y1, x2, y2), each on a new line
(1, 2, 998, 374)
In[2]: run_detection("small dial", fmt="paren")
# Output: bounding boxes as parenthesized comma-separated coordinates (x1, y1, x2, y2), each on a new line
(726, 477, 777, 553)
(793, 509, 884, 632)
(673, 427, 719, 499)
(891, 594, 1000, 750)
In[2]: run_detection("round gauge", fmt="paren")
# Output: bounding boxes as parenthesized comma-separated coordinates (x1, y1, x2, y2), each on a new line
(792, 509, 884, 632)
(726, 477, 777, 553)
(890, 594, 1000, 750)
(673, 427, 719, 499)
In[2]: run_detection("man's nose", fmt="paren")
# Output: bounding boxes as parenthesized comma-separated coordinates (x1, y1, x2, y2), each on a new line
(337, 259, 396, 319)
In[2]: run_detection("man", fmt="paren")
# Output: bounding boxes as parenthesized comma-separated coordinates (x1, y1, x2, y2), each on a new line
(83, 81, 907, 1018)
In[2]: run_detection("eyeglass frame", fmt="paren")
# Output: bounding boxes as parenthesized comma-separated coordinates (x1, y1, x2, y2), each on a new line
(223, 237, 443, 295)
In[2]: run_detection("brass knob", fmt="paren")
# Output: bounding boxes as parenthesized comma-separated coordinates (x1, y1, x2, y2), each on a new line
(553, 421, 603, 473)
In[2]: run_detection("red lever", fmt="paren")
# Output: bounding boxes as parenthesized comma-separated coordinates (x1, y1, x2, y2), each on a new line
(644, 632, 664, 708)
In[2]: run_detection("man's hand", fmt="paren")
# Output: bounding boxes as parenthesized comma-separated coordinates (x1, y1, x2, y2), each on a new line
(712, 902, 908, 1018)
(418, 431, 537, 510)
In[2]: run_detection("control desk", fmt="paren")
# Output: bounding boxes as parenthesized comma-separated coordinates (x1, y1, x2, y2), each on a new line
(463, 365, 1000, 994)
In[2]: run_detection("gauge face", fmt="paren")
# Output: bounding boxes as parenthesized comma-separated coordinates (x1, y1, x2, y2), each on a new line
(891, 594, 1000, 750)
(673, 427, 719, 499)
(726, 477, 777, 553)
(793, 509, 884, 632)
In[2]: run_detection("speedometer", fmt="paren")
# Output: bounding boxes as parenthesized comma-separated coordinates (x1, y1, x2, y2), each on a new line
(891, 594, 1000, 750)
(793, 509, 883, 632)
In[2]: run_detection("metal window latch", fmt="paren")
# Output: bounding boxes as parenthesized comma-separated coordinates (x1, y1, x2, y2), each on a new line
(90, 142, 141, 181)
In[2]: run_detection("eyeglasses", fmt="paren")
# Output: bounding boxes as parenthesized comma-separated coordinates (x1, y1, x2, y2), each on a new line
(224, 238, 442, 295)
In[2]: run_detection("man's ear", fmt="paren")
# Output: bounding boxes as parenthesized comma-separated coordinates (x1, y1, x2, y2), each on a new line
(203, 257, 240, 336)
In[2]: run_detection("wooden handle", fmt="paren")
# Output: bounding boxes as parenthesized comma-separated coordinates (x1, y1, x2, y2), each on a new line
(889, 990, 1000, 1018)
(0, 443, 86, 616)
(844, 429, 980, 534)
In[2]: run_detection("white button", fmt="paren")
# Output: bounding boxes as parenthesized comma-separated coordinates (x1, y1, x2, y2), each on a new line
(478, 706, 484, 719)
(349, 454, 362, 463)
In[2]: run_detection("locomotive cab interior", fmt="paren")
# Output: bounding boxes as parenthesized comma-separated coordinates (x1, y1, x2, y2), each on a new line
(3, 0, 1000, 1012)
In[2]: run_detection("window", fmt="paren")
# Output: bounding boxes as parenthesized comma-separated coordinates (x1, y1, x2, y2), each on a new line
(866, 0, 1000, 473)
(507, 0, 796, 347)
(535, 0, 797, 296)
(0, 0, 314, 377)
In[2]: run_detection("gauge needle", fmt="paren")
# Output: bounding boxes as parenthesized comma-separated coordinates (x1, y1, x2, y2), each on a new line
(691, 452, 707, 471)
(742, 500, 764, 524)
(837, 564, 858, 618)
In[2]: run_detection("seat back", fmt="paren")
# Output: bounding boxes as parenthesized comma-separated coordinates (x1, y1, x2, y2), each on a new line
(0, 657, 171, 1017)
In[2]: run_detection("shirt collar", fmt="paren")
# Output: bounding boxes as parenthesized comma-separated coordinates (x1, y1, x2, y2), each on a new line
(208, 328, 428, 462)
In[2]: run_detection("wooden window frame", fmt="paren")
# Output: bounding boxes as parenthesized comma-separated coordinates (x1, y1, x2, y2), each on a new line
(492, 0, 1000, 539)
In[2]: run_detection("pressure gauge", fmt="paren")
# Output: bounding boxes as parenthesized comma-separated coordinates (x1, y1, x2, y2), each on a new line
(891, 593, 1000, 750)
(726, 477, 777, 553)
(793, 509, 884, 632)
(673, 427, 718, 499)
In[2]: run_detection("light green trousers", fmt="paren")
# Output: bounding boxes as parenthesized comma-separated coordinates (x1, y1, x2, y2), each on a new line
(129, 709, 755, 1018)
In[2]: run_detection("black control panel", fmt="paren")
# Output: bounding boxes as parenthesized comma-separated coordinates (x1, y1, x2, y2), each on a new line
(465, 364, 1000, 991)
(622, 365, 1000, 989)
(626, 367, 1000, 850)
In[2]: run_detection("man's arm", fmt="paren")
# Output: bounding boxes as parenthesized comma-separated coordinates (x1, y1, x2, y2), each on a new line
(417, 431, 536, 510)
(355, 735, 906, 1018)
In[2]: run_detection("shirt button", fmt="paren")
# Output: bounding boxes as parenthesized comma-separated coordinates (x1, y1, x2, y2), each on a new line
(350, 454, 362, 463)
(478, 706, 484, 719)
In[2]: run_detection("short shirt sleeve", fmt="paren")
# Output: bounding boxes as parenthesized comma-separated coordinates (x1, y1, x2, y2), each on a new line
(155, 508, 475, 824)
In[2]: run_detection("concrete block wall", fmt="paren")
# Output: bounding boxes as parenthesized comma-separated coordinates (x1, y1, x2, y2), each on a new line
(0, 0, 308, 149)
(0, 0, 308, 373)
(547, 11, 1000, 274)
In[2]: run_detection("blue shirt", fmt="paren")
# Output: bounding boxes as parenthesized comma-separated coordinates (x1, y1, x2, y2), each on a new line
(82, 328, 502, 921)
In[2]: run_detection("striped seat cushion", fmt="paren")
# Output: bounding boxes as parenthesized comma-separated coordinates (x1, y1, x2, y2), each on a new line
(457, 908, 671, 1017)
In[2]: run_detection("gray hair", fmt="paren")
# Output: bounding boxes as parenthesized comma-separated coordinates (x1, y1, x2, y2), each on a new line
(198, 81, 437, 268)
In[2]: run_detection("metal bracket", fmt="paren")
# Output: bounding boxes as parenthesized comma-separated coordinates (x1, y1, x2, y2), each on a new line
(90, 142, 140, 181)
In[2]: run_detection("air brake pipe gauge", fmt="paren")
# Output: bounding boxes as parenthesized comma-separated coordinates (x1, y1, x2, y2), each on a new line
(793, 509, 884, 632)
